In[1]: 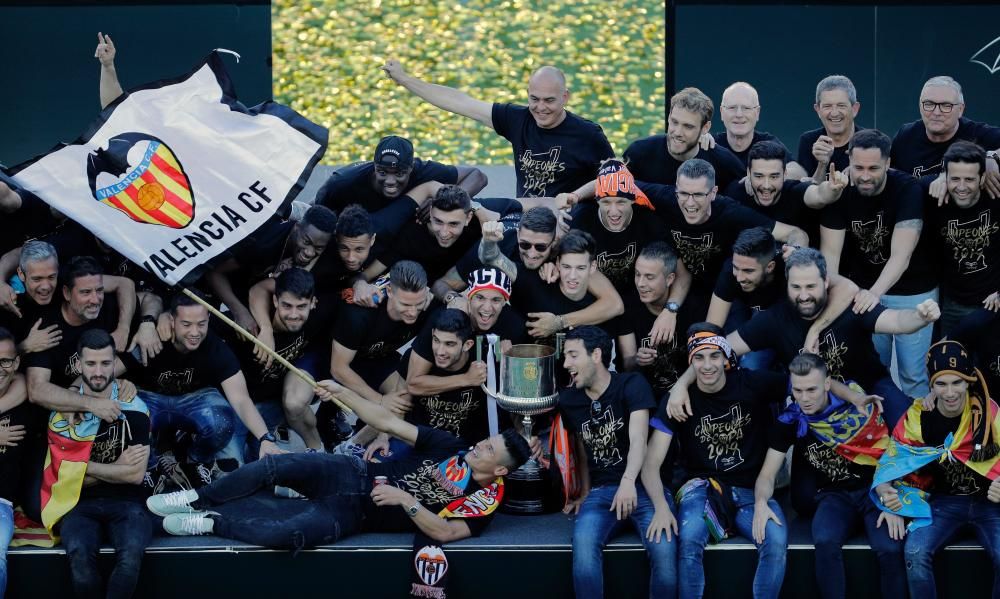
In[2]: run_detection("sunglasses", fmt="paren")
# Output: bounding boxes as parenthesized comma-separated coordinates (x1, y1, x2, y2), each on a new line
(518, 241, 550, 252)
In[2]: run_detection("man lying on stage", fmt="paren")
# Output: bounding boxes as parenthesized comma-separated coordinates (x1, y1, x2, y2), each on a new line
(145, 378, 532, 548)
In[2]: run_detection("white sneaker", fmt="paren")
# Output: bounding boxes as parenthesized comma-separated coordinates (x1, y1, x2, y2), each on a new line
(146, 489, 199, 517)
(163, 512, 216, 536)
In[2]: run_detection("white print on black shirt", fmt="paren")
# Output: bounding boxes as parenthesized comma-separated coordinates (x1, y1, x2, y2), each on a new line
(581, 405, 624, 469)
(942, 211, 997, 275)
(641, 335, 681, 391)
(850, 212, 889, 265)
(259, 334, 307, 381)
(939, 458, 981, 495)
(818, 330, 849, 382)
(806, 441, 857, 483)
(0, 415, 10, 456)
(398, 459, 462, 506)
(66, 352, 81, 379)
(156, 369, 194, 395)
(365, 341, 386, 359)
(597, 243, 636, 286)
(694, 404, 749, 471)
(91, 419, 130, 464)
(520, 147, 566, 196)
(912, 163, 942, 179)
(671, 231, 718, 275)
(421, 390, 479, 436)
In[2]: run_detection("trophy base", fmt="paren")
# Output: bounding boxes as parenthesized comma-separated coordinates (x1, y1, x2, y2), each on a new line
(501, 458, 551, 515)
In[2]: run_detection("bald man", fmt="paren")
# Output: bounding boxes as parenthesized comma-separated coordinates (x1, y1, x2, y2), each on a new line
(383, 60, 614, 198)
(704, 82, 806, 180)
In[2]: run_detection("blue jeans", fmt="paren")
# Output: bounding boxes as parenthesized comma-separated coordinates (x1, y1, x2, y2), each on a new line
(812, 487, 906, 599)
(904, 494, 1000, 598)
(196, 453, 368, 550)
(60, 497, 153, 599)
(0, 499, 12, 598)
(572, 483, 677, 599)
(143, 388, 243, 465)
(873, 289, 938, 399)
(677, 483, 787, 599)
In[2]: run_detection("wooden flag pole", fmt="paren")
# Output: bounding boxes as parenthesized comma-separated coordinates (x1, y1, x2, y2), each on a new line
(180, 288, 353, 414)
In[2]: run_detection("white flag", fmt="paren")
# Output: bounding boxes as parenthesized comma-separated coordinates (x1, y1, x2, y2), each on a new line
(10, 53, 327, 285)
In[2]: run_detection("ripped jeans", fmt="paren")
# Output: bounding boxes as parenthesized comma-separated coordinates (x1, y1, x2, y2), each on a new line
(194, 452, 368, 550)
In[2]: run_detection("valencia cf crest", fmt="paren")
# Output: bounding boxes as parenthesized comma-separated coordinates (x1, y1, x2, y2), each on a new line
(87, 132, 194, 228)
(414, 545, 448, 586)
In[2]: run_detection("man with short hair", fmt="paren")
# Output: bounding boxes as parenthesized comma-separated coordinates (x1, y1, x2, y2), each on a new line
(382, 61, 614, 197)
(559, 325, 674, 599)
(625, 87, 745, 191)
(798, 75, 862, 181)
(643, 323, 787, 599)
(57, 329, 152, 599)
(924, 141, 1000, 335)
(146, 379, 532, 549)
(754, 353, 905, 599)
(0, 327, 27, 598)
(710, 82, 804, 179)
(891, 76, 1000, 183)
(315, 135, 487, 237)
(820, 129, 937, 397)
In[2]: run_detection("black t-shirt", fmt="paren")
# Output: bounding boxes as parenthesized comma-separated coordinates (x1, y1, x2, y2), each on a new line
(657, 369, 786, 488)
(365, 426, 495, 536)
(0, 402, 29, 502)
(315, 159, 458, 213)
(513, 272, 627, 350)
(570, 202, 670, 295)
(714, 255, 787, 314)
(413, 307, 527, 358)
(398, 349, 489, 444)
(0, 172, 58, 256)
(890, 118, 1000, 178)
(24, 301, 121, 388)
(714, 131, 790, 168)
(768, 417, 873, 492)
(621, 291, 689, 397)
(725, 179, 821, 248)
(559, 372, 655, 487)
(376, 217, 483, 283)
(821, 169, 935, 294)
(332, 302, 428, 363)
(79, 404, 151, 500)
(917, 408, 993, 497)
(492, 103, 614, 197)
(119, 332, 241, 395)
(739, 301, 889, 388)
(797, 127, 853, 176)
(9, 292, 50, 345)
(624, 134, 745, 192)
(925, 191, 1000, 305)
(950, 308, 1000, 395)
(642, 184, 775, 293)
(229, 217, 296, 284)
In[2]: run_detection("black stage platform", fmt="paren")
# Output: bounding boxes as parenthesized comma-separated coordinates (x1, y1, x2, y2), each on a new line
(7, 497, 989, 599)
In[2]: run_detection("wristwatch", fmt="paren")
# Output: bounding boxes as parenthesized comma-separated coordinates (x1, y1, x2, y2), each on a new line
(406, 502, 420, 517)
(664, 301, 680, 314)
(258, 432, 278, 444)
(140, 315, 157, 325)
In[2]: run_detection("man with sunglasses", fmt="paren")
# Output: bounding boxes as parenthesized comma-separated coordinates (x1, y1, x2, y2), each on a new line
(890, 76, 1000, 188)
(558, 325, 673, 599)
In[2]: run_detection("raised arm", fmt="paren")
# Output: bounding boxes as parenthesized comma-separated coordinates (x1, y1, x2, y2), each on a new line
(455, 166, 488, 197)
(803, 162, 848, 208)
(771, 221, 809, 248)
(874, 299, 940, 335)
(316, 379, 417, 444)
(95, 32, 124, 109)
(382, 59, 493, 128)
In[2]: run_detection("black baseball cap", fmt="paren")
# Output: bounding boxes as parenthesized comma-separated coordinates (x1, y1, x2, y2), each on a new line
(373, 135, 414, 171)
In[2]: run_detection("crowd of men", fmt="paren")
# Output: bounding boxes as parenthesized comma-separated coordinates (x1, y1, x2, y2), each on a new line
(0, 33, 998, 599)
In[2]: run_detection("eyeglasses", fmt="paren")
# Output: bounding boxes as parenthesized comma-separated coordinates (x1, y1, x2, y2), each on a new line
(590, 400, 603, 419)
(518, 241, 550, 252)
(676, 191, 710, 201)
(0, 358, 16, 369)
(921, 101, 958, 114)
(721, 104, 759, 114)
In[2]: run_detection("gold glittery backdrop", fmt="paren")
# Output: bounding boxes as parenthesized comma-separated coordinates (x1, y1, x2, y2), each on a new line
(272, 0, 666, 165)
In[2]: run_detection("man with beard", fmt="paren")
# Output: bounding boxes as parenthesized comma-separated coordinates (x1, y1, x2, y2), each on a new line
(116, 292, 282, 482)
(558, 326, 674, 599)
(724, 141, 847, 246)
(625, 87, 745, 192)
(820, 129, 937, 397)
(618, 242, 689, 397)
(315, 135, 487, 237)
(891, 76, 1000, 185)
(753, 353, 905, 599)
(204, 204, 337, 335)
(57, 329, 152, 599)
(667, 249, 940, 429)
(923, 142, 1000, 335)
(569, 159, 692, 306)
(642, 323, 787, 599)
(798, 75, 863, 182)
(232, 268, 334, 453)
(382, 60, 613, 198)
